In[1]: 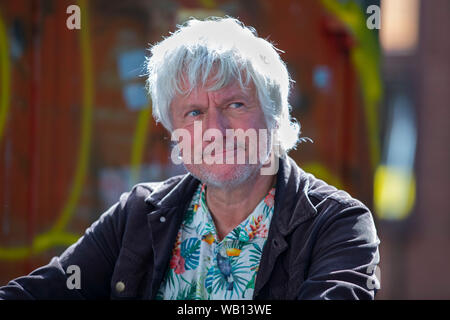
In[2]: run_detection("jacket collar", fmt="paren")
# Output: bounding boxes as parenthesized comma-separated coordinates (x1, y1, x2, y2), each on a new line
(144, 173, 199, 209)
(272, 155, 318, 236)
(143, 173, 200, 299)
(252, 156, 318, 298)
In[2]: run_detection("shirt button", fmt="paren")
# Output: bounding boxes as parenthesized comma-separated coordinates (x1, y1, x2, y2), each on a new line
(159, 216, 166, 223)
(115, 281, 125, 293)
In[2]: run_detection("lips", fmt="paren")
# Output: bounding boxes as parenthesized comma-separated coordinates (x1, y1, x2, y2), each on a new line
(202, 146, 243, 157)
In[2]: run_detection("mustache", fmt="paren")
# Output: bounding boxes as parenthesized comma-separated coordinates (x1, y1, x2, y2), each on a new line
(200, 140, 246, 155)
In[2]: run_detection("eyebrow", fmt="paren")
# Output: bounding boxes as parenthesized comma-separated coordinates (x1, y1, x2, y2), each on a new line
(181, 103, 204, 112)
(211, 91, 255, 109)
(179, 92, 253, 112)
(220, 93, 250, 104)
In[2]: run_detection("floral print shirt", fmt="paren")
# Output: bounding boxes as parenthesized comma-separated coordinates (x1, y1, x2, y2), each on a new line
(156, 183, 276, 300)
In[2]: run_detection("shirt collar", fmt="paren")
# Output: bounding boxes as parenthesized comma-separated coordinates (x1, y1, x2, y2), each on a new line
(192, 183, 276, 243)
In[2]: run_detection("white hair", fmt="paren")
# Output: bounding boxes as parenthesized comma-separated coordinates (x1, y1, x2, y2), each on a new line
(146, 16, 301, 157)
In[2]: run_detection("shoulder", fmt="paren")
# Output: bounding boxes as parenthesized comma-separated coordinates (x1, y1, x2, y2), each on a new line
(97, 174, 189, 237)
(283, 156, 377, 240)
(131, 174, 187, 196)
(124, 174, 188, 206)
(303, 170, 368, 211)
(299, 169, 379, 247)
(282, 156, 368, 212)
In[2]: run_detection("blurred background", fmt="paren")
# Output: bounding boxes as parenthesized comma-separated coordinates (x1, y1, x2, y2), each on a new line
(0, 0, 449, 299)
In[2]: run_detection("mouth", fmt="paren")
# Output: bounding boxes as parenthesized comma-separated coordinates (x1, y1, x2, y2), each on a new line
(201, 146, 246, 162)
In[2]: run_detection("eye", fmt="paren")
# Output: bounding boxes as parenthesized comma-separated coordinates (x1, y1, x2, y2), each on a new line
(229, 102, 244, 109)
(186, 109, 202, 117)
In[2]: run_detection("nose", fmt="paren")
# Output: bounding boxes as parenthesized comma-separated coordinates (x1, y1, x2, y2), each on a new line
(203, 107, 228, 139)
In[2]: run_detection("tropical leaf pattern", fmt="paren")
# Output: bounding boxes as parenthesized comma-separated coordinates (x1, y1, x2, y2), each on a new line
(156, 183, 276, 300)
(181, 238, 201, 270)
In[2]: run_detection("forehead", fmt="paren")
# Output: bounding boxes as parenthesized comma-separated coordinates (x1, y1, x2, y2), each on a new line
(173, 79, 256, 106)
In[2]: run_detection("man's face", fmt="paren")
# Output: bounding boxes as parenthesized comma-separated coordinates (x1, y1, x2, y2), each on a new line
(170, 79, 270, 188)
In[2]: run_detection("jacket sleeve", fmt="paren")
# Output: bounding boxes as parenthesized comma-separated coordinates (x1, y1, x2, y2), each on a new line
(297, 200, 381, 300)
(0, 191, 131, 300)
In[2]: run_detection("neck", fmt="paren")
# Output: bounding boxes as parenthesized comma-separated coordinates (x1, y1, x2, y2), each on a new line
(205, 171, 276, 241)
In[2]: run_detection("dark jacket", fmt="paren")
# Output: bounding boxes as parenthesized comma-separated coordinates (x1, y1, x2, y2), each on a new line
(0, 156, 380, 300)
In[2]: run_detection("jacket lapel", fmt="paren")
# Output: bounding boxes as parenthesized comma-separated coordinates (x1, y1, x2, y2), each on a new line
(144, 174, 200, 299)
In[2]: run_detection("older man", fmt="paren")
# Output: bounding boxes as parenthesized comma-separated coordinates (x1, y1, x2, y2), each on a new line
(0, 17, 380, 300)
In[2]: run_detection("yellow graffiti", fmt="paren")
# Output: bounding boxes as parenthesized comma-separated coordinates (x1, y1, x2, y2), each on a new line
(130, 104, 152, 184)
(0, 10, 10, 143)
(302, 163, 344, 190)
(0, 232, 80, 260)
(320, 0, 382, 169)
(0, 0, 93, 260)
(374, 165, 416, 220)
(198, 0, 217, 10)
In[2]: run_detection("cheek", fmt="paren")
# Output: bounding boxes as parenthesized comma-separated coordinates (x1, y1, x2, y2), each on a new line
(242, 114, 268, 133)
(256, 108, 269, 129)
